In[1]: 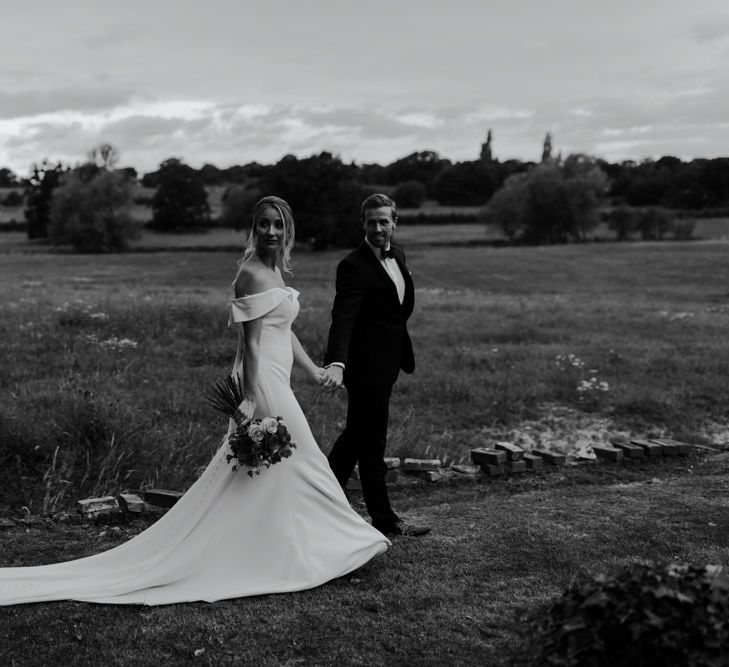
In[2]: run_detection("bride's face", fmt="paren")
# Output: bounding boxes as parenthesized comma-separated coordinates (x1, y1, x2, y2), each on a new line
(255, 206, 285, 255)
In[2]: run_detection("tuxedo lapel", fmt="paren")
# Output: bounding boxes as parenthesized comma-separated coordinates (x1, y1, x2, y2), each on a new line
(357, 242, 400, 299)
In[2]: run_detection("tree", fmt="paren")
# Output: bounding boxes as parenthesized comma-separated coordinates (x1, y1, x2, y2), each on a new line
(431, 160, 498, 205)
(541, 132, 553, 163)
(607, 205, 637, 241)
(24, 160, 67, 239)
(392, 180, 427, 208)
(381, 151, 450, 191)
(485, 156, 609, 244)
(49, 168, 138, 252)
(259, 152, 364, 248)
(220, 184, 261, 230)
(480, 129, 494, 162)
(150, 158, 210, 231)
(0, 167, 19, 187)
(88, 143, 120, 170)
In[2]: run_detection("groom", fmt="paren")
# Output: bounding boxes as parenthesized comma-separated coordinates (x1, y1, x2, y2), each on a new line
(323, 194, 431, 537)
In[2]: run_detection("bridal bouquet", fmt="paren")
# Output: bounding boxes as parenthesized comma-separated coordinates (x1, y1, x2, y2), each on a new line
(204, 374, 296, 476)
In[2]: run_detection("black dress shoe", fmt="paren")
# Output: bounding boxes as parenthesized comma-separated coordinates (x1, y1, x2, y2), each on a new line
(377, 519, 431, 537)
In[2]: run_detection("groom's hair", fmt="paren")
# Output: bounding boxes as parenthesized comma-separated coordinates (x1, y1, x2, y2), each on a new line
(360, 193, 397, 223)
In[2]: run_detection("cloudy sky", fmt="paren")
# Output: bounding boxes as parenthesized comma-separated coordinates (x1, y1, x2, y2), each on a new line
(1, 0, 728, 175)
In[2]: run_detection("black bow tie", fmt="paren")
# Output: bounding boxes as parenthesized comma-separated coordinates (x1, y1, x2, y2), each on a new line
(380, 247, 395, 260)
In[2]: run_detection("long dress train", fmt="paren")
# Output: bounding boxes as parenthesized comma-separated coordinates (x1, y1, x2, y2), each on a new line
(0, 286, 389, 605)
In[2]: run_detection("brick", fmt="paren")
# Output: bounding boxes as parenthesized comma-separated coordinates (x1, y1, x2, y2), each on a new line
(612, 442, 645, 459)
(401, 458, 441, 472)
(532, 449, 566, 466)
(660, 439, 693, 456)
(383, 457, 401, 469)
(118, 493, 145, 513)
(506, 460, 526, 474)
(483, 463, 505, 476)
(609, 434, 631, 447)
(630, 439, 663, 457)
(77, 496, 120, 517)
(494, 442, 524, 461)
(143, 489, 183, 508)
(649, 440, 678, 456)
(452, 464, 481, 476)
(471, 448, 507, 467)
(592, 446, 624, 462)
(522, 453, 544, 470)
(415, 470, 442, 482)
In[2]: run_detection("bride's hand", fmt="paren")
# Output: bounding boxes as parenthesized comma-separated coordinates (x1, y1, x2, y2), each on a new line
(234, 396, 255, 428)
(310, 366, 327, 385)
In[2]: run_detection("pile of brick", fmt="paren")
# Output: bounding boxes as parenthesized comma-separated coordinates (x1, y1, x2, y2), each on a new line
(70, 437, 700, 521)
(470, 437, 693, 476)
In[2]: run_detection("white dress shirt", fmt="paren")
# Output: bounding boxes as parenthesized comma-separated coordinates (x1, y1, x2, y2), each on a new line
(364, 237, 405, 305)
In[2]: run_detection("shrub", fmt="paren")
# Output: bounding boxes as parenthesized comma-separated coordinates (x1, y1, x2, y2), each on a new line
(1, 190, 23, 207)
(392, 180, 427, 208)
(49, 169, 139, 252)
(533, 561, 729, 666)
(219, 184, 261, 230)
(671, 218, 696, 240)
(485, 157, 609, 244)
(636, 207, 674, 240)
(150, 158, 210, 231)
(607, 204, 637, 240)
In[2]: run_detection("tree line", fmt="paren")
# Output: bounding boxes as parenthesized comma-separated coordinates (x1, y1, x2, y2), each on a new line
(4, 132, 729, 251)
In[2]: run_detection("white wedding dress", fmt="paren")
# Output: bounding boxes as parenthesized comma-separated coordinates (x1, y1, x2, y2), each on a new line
(0, 287, 389, 605)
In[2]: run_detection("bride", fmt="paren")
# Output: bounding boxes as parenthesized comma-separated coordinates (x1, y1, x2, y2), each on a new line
(0, 196, 389, 606)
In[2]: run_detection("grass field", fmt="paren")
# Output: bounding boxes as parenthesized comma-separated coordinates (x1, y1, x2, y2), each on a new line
(1, 455, 728, 665)
(1, 239, 728, 514)
(1, 239, 728, 664)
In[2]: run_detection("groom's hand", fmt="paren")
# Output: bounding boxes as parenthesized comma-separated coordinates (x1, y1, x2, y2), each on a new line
(322, 365, 344, 392)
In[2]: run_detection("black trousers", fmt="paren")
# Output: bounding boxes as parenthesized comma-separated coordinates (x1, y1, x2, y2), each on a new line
(328, 382, 399, 530)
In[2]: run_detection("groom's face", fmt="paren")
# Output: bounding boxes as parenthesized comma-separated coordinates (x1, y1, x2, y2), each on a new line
(363, 206, 396, 248)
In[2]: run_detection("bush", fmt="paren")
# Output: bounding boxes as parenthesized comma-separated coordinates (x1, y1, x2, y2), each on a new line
(392, 180, 427, 208)
(219, 184, 261, 230)
(49, 169, 139, 252)
(150, 158, 210, 231)
(485, 157, 609, 244)
(1, 190, 23, 207)
(607, 205, 638, 240)
(671, 218, 696, 240)
(533, 561, 729, 666)
(637, 207, 674, 240)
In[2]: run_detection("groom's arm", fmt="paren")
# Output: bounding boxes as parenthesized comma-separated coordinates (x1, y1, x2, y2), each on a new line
(324, 258, 364, 367)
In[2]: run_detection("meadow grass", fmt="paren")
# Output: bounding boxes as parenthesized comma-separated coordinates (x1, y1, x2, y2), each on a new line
(1, 455, 728, 665)
(1, 239, 729, 665)
(1, 240, 728, 514)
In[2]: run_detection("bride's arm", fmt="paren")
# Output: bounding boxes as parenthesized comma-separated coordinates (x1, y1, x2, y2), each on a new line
(232, 267, 264, 424)
(236, 317, 262, 423)
(291, 332, 325, 384)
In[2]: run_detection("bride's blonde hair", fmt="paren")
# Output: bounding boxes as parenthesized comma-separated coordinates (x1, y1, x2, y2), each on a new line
(238, 195, 295, 275)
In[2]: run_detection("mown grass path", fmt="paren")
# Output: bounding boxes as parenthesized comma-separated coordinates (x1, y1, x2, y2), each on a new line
(2, 453, 727, 666)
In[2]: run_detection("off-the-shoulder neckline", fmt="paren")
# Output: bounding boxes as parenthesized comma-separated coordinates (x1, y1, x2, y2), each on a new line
(230, 286, 298, 302)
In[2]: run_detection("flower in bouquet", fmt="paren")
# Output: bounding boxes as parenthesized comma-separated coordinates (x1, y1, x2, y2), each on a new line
(203, 373, 296, 475)
(226, 416, 296, 476)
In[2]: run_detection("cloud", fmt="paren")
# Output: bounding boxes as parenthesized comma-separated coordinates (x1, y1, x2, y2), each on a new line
(0, 87, 135, 120)
(692, 13, 729, 42)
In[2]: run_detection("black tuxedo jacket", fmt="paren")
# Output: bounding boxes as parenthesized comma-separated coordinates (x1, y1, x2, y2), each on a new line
(325, 241, 415, 386)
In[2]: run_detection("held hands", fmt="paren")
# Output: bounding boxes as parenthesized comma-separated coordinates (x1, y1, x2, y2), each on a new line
(320, 365, 344, 393)
(233, 396, 256, 428)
